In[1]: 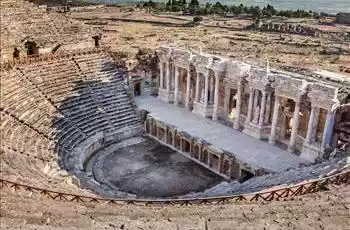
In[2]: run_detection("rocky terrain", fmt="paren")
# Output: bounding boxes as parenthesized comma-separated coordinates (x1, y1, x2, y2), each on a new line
(1, 183, 349, 229)
(67, 6, 350, 76)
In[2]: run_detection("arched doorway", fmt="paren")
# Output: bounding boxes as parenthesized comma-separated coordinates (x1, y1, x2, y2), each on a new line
(334, 103, 350, 152)
(24, 41, 38, 56)
(92, 35, 100, 48)
(13, 48, 20, 59)
(134, 81, 141, 96)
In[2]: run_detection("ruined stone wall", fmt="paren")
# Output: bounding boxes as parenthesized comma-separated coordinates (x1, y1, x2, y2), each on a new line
(0, 0, 97, 61)
(256, 22, 320, 37)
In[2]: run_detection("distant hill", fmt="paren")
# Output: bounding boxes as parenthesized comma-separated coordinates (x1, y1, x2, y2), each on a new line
(27, 0, 95, 6)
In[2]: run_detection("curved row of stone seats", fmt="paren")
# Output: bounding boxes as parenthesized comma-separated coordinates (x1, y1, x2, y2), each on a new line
(73, 53, 139, 131)
(0, 68, 58, 138)
(0, 67, 87, 154)
(0, 147, 94, 196)
(1, 111, 56, 161)
(1, 50, 140, 194)
(19, 58, 84, 105)
(17, 58, 112, 137)
(1, 181, 349, 229)
(2, 51, 139, 141)
(1, 0, 94, 62)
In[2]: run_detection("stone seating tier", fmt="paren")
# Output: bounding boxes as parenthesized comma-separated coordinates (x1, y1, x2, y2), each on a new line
(0, 51, 140, 194)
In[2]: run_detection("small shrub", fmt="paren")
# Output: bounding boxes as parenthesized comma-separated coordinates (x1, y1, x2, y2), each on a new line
(193, 16, 203, 22)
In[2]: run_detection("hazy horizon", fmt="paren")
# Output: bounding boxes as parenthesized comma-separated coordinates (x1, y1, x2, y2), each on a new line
(84, 0, 350, 14)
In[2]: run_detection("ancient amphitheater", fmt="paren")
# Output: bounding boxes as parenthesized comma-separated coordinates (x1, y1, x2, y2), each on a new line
(0, 0, 349, 229)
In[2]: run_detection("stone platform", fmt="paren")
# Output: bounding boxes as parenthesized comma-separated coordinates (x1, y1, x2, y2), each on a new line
(135, 96, 309, 173)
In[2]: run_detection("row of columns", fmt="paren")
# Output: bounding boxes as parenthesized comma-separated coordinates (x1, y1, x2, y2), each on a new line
(246, 88, 271, 126)
(305, 105, 335, 151)
(159, 60, 221, 121)
(159, 61, 172, 93)
(268, 96, 301, 152)
(160, 61, 335, 156)
(268, 96, 334, 153)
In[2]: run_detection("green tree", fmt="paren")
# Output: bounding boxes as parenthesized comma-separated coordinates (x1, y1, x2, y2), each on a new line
(251, 6, 262, 19)
(188, 0, 199, 14)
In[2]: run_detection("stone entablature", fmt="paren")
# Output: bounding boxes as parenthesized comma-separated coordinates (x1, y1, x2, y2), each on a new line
(272, 74, 308, 101)
(171, 49, 191, 69)
(247, 67, 271, 91)
(308, 84, 339, 111)
(191, 54, 211, 74)
(156, 46, 348, 162)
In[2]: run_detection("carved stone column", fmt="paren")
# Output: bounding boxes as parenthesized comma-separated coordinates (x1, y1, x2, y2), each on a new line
(269, 96, 280, 145)
(174, 66, 179, 106)
(253, 89, 259, 113)
(264, 92, 272, 123)
(195, 72, 200, 103)
(258, 91, 267, 126)
(305, 105, 317, 145)
(233, 82, 242, 130)
(185, 68, 191, 109)
(204, 72, 209, 106)
(321, 110, 335, 152)
(288, 99, 301, 152)
(223, 86, 230, 117)
(218, 154, 223, 173)
(159, 61, 164, 89)
(207, 152, 211, 166)
(212, 74, 220, 121)
(246, 87, 254, 123)
(166, 61, 170, 93)
(209, 76, 215, 104)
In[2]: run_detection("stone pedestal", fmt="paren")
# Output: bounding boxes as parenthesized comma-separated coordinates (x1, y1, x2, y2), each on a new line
(301, 143, 322, 162)
(243, 122, 271, 140)
(158, 88, 174, 103)
(193, 102, 214, 118)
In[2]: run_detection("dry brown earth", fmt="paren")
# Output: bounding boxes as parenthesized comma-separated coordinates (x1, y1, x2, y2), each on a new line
(1, 184, 349, 229)
(68, 7, 350, 76)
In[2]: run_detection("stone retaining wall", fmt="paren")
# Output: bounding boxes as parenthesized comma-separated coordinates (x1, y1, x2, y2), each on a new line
(144, 113, 264, 181)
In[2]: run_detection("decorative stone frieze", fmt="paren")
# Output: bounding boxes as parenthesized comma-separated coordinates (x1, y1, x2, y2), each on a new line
(172, 49, 191, 69)
(308, 83, 339, 110)
(272, 74, 308, 100)
(247, 67, 270, 91)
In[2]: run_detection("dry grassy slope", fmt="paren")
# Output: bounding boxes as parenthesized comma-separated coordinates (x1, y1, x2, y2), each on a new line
(1, 185, 349, 229)
(69, 7, 350, 75)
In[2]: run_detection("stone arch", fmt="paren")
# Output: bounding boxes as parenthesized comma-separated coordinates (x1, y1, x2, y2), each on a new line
(151, 121, 157, 136)
(24, 41, 38, 56)
(193, 144, 200, 159)
(145, 119, 150, 133)
(222, 159, 230, 175)
(182, 139, 191, 153)
(166, 129, 174, 145)
(209, 153, 219, 170)
(333, 103, 350, 151)
(174, 133, 181, 149)
(92, 35, 101, 48)
(13, 47, 20, 59)
(201, 149, 208, 164)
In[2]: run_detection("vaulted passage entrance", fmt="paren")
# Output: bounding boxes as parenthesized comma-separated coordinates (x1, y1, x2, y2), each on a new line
(24, 41, 38, 56)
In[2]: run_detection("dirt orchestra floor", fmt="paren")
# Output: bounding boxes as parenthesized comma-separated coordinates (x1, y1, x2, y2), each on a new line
(92, 136, 223, 198)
